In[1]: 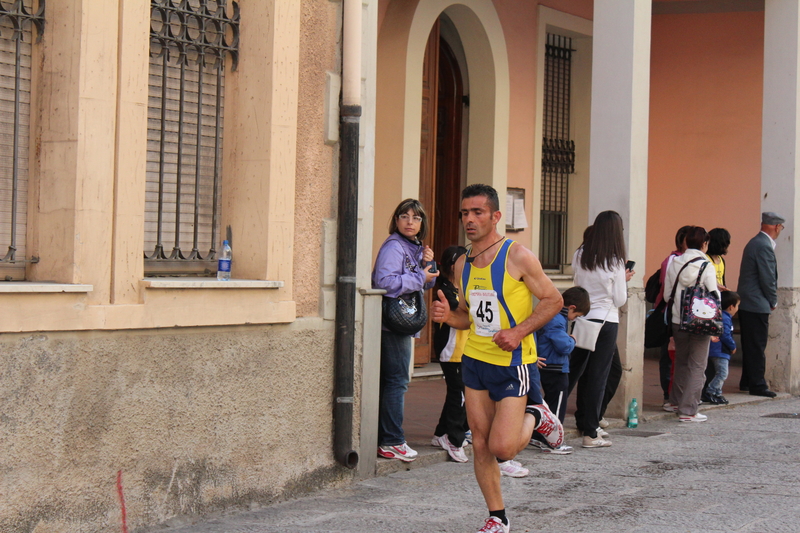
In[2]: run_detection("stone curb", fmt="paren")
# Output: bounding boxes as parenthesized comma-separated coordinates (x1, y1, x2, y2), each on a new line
(376, 391, 793, 477)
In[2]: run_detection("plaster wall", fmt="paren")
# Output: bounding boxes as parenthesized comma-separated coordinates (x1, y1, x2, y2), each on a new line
(295, 1, 340, 318)
(0, 321, 345, 533)
(648, 12, 764, 284)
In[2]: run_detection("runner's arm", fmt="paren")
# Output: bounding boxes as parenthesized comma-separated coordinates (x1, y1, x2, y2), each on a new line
(492, 245, 562, 352)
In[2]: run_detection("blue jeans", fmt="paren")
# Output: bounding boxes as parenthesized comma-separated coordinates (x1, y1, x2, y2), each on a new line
(707, 357, 729, 396)
(378, 330, 412, 446)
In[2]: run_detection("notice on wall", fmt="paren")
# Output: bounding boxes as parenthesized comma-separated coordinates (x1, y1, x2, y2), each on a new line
(505, 188, 528, 231)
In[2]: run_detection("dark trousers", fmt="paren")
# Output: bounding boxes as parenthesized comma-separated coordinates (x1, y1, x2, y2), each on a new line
(738, 309, 770, 392)
(540, 369, 569, 423)
(434, 361, 469, 447)
(599, 347, 622, 420)
(568, 321, 618, 438)
(659, 342, 673, 400)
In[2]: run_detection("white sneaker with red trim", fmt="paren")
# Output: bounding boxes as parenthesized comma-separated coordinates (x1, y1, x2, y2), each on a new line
(377, 443, 417, 462)
(477, 516, 510, 533)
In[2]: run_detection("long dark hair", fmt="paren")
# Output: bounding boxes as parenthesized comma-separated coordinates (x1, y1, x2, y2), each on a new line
(579, 211, 626, 271)
(388, 198, 429, 241)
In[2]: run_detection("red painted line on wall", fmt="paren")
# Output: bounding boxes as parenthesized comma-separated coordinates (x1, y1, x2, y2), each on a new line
(116, 470, 129, 533)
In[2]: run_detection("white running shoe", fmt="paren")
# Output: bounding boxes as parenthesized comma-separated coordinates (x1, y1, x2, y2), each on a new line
(498, 459, 529, 477)
(436, 434, 468, 463)
(377, 442, 417, 462)
(542, 444, 573, 455)
(477, 516, 510, 533)
(464, 430, 473, 444)
(678, 412, 708, 423)
(596, 426, 609, 438)
(663, 402, 678, 413)
(526, 403, 564, 448)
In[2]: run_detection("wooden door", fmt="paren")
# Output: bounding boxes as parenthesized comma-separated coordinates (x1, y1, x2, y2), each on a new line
(416, 21, 464, 367)
(415, 20, 440, 366)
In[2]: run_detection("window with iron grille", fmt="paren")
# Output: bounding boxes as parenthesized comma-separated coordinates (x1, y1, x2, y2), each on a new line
(0, 0, 43, 281)
(145, 0, 239, 276)
(540, 33, 575, 271)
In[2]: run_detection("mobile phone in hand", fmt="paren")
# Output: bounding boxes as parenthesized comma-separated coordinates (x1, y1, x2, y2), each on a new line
(625, 260, 635, 271)
(429, 260, 438, 273)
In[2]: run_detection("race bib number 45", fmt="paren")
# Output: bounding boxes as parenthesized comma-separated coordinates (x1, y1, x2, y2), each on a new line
(469, 290, 501, 337)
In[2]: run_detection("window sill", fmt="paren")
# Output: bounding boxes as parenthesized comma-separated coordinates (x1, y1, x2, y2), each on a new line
(0, 282, 93, 293)
(141, 277, 284, 289)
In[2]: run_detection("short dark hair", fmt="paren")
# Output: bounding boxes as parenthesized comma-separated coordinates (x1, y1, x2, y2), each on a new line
(388, 198, 429, 241)
(461, 184, 500, 212)
(676, 225, 692, 250)
(440, 245, 467, 272)
(721, 290, 740, 310)
(684, 226, 709, 250)
(562, 286, 591, 315)
(707, 228, 731, 256)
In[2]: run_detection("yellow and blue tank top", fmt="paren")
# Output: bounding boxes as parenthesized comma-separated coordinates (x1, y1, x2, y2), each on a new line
(461, 239, 537, 367)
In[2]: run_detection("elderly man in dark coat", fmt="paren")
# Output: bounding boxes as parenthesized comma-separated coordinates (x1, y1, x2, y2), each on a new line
(736, 212, 785, 398)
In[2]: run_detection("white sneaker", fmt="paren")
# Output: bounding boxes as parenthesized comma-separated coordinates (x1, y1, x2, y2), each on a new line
(582, 435, 612, 448)
(464, 430, 473, 444)
(678, 412, 708, 423)
(477, 516, 510, 533)
(528, 438, 548, 449)
(498, 459, 529, 477)
(542, 444, 573, 455)
(596, 427, 609, 438)
(436, 434, 468, 463)
(598, 417, 609, 428)
(377, 443, 417, 462)
(663, 402, 678, 413)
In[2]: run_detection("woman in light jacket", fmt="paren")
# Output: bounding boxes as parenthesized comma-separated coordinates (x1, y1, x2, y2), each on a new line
(568, 211, 634, 448)
(664, 226, 719, 422)
(371, 199, 438, 462)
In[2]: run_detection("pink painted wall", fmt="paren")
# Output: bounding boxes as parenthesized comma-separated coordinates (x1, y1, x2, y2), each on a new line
(648, 11, 764, 286)
(481, 0, 593, 245)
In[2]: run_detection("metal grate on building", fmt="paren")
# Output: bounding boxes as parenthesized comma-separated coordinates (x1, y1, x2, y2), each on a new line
(0, 0, 43, 281)
(145, 0, 239, 276)
(540, 33, 575, 271)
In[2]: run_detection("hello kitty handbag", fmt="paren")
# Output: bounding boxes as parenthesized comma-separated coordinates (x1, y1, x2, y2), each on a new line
(679, 261, 722, 336)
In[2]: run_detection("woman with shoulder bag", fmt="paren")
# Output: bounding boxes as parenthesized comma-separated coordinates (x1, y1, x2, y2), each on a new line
(371, 199, 438, 461)
(568, 212, 634, 448)
(664, 226, 719, 423)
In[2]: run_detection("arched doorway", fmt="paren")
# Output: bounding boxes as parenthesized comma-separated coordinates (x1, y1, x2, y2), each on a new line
(415, 16, 467, 366)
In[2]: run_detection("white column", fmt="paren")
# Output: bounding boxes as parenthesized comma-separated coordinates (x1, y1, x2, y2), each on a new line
(588, 0, 652, 417)
(762, 0, 800, 394)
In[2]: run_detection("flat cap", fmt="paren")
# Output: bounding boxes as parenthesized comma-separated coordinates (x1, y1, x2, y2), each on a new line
(762, 211, 786, 225)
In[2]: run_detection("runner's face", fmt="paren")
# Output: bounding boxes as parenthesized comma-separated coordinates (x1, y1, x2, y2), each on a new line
(460, 196, 498, 242)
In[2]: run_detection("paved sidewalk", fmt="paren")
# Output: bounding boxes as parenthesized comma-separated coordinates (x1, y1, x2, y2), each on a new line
(154, 395, 799, 533)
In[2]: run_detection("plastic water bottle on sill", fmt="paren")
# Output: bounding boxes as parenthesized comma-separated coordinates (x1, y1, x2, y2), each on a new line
(627, 397, 639, 428)
(217, 240, 232, 281)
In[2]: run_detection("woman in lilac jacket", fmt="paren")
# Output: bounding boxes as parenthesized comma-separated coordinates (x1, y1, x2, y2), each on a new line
(371, 198, 438, 462)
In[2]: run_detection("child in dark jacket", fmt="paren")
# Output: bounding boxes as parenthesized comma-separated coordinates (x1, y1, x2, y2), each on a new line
(529, 286, 590, 455)
(703, 291, 739, 405)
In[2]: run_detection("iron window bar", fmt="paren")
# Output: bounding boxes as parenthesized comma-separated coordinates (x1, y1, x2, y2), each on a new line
(540, 33, 576, 271)
(145, 0, 238, 275)
(0, 0, 43, 269)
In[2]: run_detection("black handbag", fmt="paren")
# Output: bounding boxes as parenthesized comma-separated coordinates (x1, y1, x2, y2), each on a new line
(382, 291, 427, 336)
(644, 303, 670, 348)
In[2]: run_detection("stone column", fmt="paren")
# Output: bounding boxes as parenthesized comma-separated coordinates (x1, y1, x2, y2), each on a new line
(588, 1, 652, 417)
(761, 0, 800, 394)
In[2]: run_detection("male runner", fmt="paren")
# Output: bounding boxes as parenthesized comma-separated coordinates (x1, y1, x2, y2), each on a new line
(432, 184, 564, 533)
